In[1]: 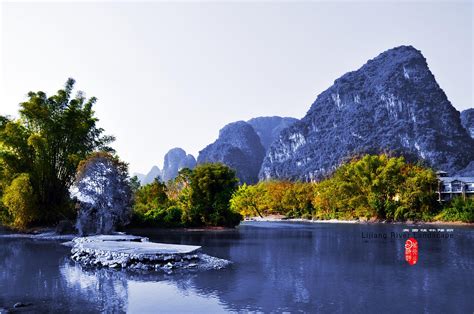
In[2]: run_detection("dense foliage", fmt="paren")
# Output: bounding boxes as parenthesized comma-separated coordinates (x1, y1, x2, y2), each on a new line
(230, 181, 314, 219)
(231, 155, 451, 222)
(0, 79, 113, 228)
(313, 155, 439, 220)
(2, 173, 37, 229)
(436, 197, 474, 223)
(132, 163, 242, 228)
(75, 152, 132, 235)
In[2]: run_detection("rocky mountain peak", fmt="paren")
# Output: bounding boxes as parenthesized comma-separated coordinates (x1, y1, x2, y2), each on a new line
(198, 121, 265, 184)
(261, 46, 474, 181)
(162, 148, 196, 182)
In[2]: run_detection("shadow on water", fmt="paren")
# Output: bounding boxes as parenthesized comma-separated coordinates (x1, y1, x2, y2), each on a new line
(1, 222, 473, 312)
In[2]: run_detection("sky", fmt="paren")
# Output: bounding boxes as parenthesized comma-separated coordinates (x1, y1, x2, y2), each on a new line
(1, 1, 473, 175)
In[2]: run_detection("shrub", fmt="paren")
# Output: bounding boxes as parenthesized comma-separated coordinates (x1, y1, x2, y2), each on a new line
(163, 206, 183, 227)
(2, 173, 37, 229)
(436, 197, 474, 223)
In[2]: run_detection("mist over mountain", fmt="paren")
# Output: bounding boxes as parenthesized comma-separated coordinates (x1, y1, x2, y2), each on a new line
(260, 45, 474, 181)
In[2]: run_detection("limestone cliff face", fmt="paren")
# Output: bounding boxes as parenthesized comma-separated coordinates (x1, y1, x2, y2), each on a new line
(260, 46, 474, 180)
(247, 116, 298, 152)
(461, 108, 474, 139)
(197, 121, 265, 184)
(161, 148, 196, 182)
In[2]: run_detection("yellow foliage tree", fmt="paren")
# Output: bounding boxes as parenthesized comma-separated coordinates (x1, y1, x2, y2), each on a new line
(3, 173, 37, 229)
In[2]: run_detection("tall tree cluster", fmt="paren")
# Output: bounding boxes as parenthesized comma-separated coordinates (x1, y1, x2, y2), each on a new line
(231, 155, 441, 221)
(0, 79, 114, 227)
(133, 163, 242, 228)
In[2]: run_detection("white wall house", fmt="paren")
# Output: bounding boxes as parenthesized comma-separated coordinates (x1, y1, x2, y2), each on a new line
(436, 171, 474, 201)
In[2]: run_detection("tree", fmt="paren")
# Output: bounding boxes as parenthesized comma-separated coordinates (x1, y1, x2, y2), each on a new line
(129, 175, 141, 194)
(230, 184, 267, 218)
(312, 155, 406, 219)
(264, 181, 293, 214)
(436, 197, 474, 223)
(0, 78, 114, 227)
(75, 152, 131, 235)
(185, 163, 242, 227)
(166, 168, 192, 201)
(133, 178, 169, 214)
(311, 154, 438, 221)
(281, 182, 316, 218)
(2, 173, 37, 229)
(395, 164, 439, 220)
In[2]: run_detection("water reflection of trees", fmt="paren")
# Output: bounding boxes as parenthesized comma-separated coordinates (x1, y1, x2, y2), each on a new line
(2, 224, 473, 313)
(0, 238, 127, 312)
(60, 263, 128, 313)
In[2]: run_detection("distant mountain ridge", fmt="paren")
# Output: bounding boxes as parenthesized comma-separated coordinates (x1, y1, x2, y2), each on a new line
(137, 46, 472, 183)
(134, 148, 196, 185)
(133, 165, 161, 185)
(260, 45, 474, 180)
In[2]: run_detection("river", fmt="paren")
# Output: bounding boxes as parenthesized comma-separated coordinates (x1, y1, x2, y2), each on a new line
(0, 221, 473, 313)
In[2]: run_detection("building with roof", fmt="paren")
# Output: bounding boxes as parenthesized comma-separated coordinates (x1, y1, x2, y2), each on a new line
(436, 171, 474, 201)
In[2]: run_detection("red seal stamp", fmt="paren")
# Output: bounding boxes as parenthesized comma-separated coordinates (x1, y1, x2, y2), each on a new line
(405, 237, 418, 266)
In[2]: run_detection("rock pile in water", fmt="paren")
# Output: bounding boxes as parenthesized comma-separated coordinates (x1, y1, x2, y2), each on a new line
(68, 234, 230, 272)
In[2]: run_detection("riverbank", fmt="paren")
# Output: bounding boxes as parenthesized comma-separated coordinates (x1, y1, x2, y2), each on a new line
(245, 215, 474, 226)
(2, 216, 472, 238)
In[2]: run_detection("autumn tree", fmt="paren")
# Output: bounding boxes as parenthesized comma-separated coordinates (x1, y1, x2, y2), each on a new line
(230, 183, 268, 218)
(312, 154, 438, 220)
(2, 173, 37, 229)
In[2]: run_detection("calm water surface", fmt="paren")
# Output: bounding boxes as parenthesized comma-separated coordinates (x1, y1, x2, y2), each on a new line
(0, 222, 473, 313)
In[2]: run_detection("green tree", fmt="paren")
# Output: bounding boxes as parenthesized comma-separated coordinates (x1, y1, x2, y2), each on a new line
(436, 197, 474, 223)
(133, 179, 170, 214)
(185, 163, 242, 227)
(312, 155, 438, 221)
(338, 155, 405, 218)
(0, 78, 114, 227)
(129, 175, 141, 194)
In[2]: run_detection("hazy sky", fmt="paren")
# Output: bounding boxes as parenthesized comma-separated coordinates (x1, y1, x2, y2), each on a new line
(1, 1, 473, 174)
